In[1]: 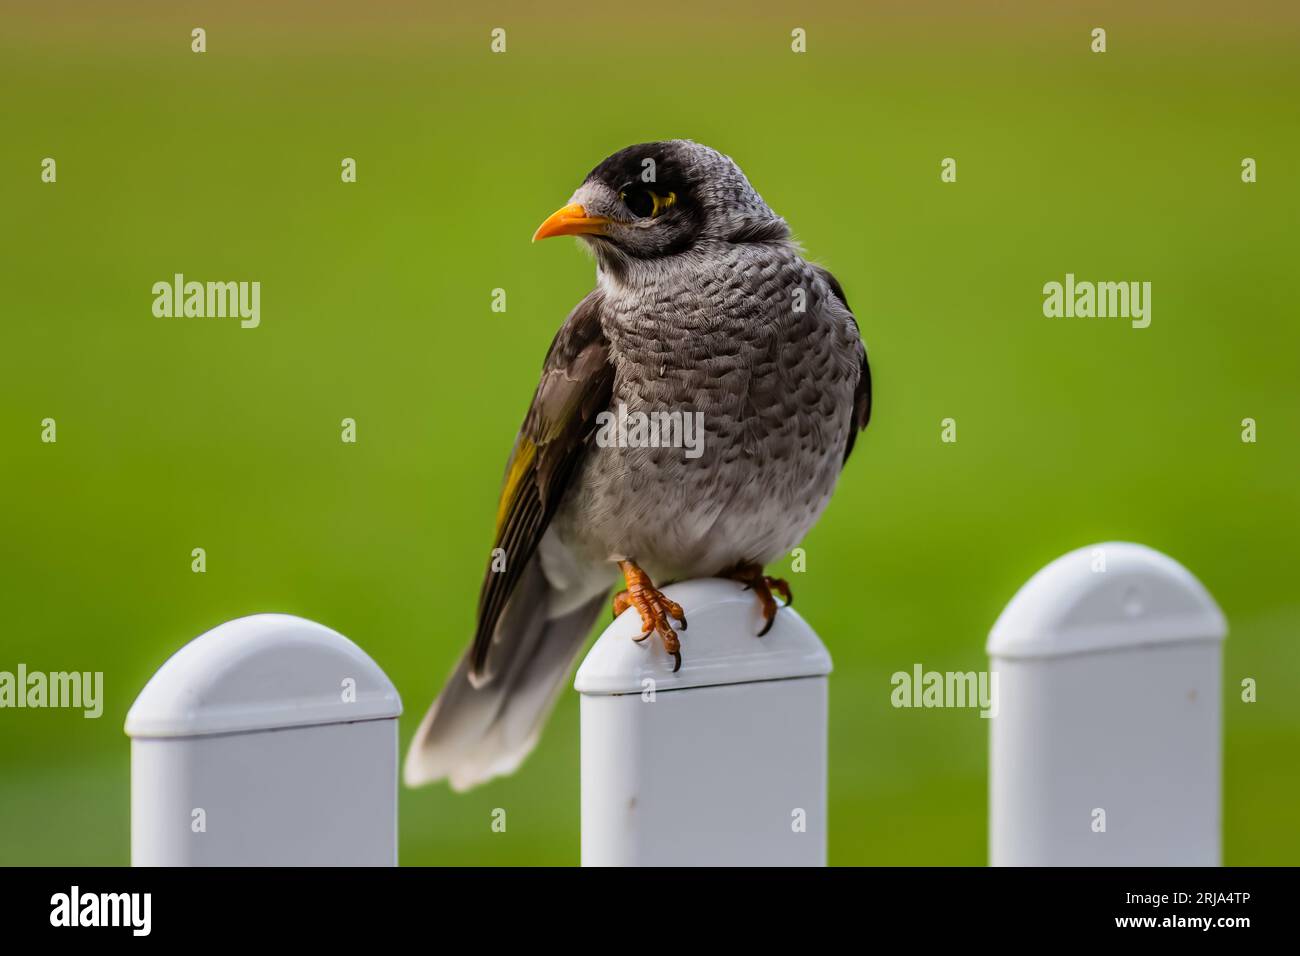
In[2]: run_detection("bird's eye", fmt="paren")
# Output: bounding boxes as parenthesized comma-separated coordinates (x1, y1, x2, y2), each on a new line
(619, 188, 676, 219)
(620, 188, 656, 218)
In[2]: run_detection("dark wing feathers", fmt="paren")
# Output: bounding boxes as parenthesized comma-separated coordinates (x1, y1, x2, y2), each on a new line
(470, 290, 614, 680)
(814, 266, 872, 465)
(843, 346, 872, 464)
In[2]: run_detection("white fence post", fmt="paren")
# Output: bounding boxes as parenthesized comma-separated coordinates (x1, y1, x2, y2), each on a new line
(575, 578, 832, 866)
(125, 613, 402, 866)
(987, 542, 1227, 866)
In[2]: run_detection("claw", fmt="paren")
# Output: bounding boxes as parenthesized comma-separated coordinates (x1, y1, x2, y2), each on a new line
(664, 598, 686, 630)
(720, 563, 793, 637)
(616, 560, 688, 668)
(771, 578, 792, 608)
(612, 589, 631, 620)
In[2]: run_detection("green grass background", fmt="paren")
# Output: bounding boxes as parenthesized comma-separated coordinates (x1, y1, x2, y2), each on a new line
(2, 1, 1297, 865)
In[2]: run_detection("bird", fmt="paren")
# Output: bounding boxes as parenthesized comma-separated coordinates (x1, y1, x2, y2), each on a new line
(404, 140, 871, 791)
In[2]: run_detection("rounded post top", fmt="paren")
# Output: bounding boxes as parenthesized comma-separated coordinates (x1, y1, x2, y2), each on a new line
(574, 578, 832, 696)
(987, 542, 1227, 660)
(125, 613, 402, 738)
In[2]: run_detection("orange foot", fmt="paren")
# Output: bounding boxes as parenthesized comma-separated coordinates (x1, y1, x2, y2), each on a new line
(720, 562, 792, 637)
(613, 560, 687, 672)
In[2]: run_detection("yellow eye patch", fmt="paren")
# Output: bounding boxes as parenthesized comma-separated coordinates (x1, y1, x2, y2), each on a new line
(650, 191, 677, 216)
(619, 188, 677, 218)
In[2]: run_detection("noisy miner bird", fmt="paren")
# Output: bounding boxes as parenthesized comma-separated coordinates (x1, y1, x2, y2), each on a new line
(405, 140, 871, 790)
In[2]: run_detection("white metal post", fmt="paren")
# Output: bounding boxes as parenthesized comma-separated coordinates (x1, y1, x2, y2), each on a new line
(987, 542, 1227, 866)
(125, 614, 403, 866)
(575, 578, 832, 866)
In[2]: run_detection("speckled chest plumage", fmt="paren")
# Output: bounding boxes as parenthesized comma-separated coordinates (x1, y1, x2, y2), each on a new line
(547, 239, 862, 586)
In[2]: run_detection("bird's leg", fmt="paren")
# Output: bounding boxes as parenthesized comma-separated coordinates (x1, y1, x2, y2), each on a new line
(613, 560, 687, 672)
(720, 562, 793, 637)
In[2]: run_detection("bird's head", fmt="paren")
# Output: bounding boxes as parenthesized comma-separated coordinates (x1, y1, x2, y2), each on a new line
(532, 140, 789, 269)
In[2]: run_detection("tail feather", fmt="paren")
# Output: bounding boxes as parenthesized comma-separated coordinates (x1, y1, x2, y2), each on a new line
(403, 557, 605, 791)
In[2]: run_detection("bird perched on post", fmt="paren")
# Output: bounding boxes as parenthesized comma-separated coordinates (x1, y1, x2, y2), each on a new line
(405, 140, 870, 790)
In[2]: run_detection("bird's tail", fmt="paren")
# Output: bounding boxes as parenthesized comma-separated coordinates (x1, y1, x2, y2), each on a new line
(403, 556, 605, 791)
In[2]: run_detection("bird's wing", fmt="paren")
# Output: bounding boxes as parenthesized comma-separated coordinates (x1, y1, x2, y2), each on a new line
(814, 266, 872, 465)
(470, 289, 614, 682)
(843, 336, 872, 464)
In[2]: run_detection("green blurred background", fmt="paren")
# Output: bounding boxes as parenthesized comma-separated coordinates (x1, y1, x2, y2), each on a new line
(2, 0, 1297, 865)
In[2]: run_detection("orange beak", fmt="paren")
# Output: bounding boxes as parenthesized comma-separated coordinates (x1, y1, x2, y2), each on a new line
(532, 202, 612, 242)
